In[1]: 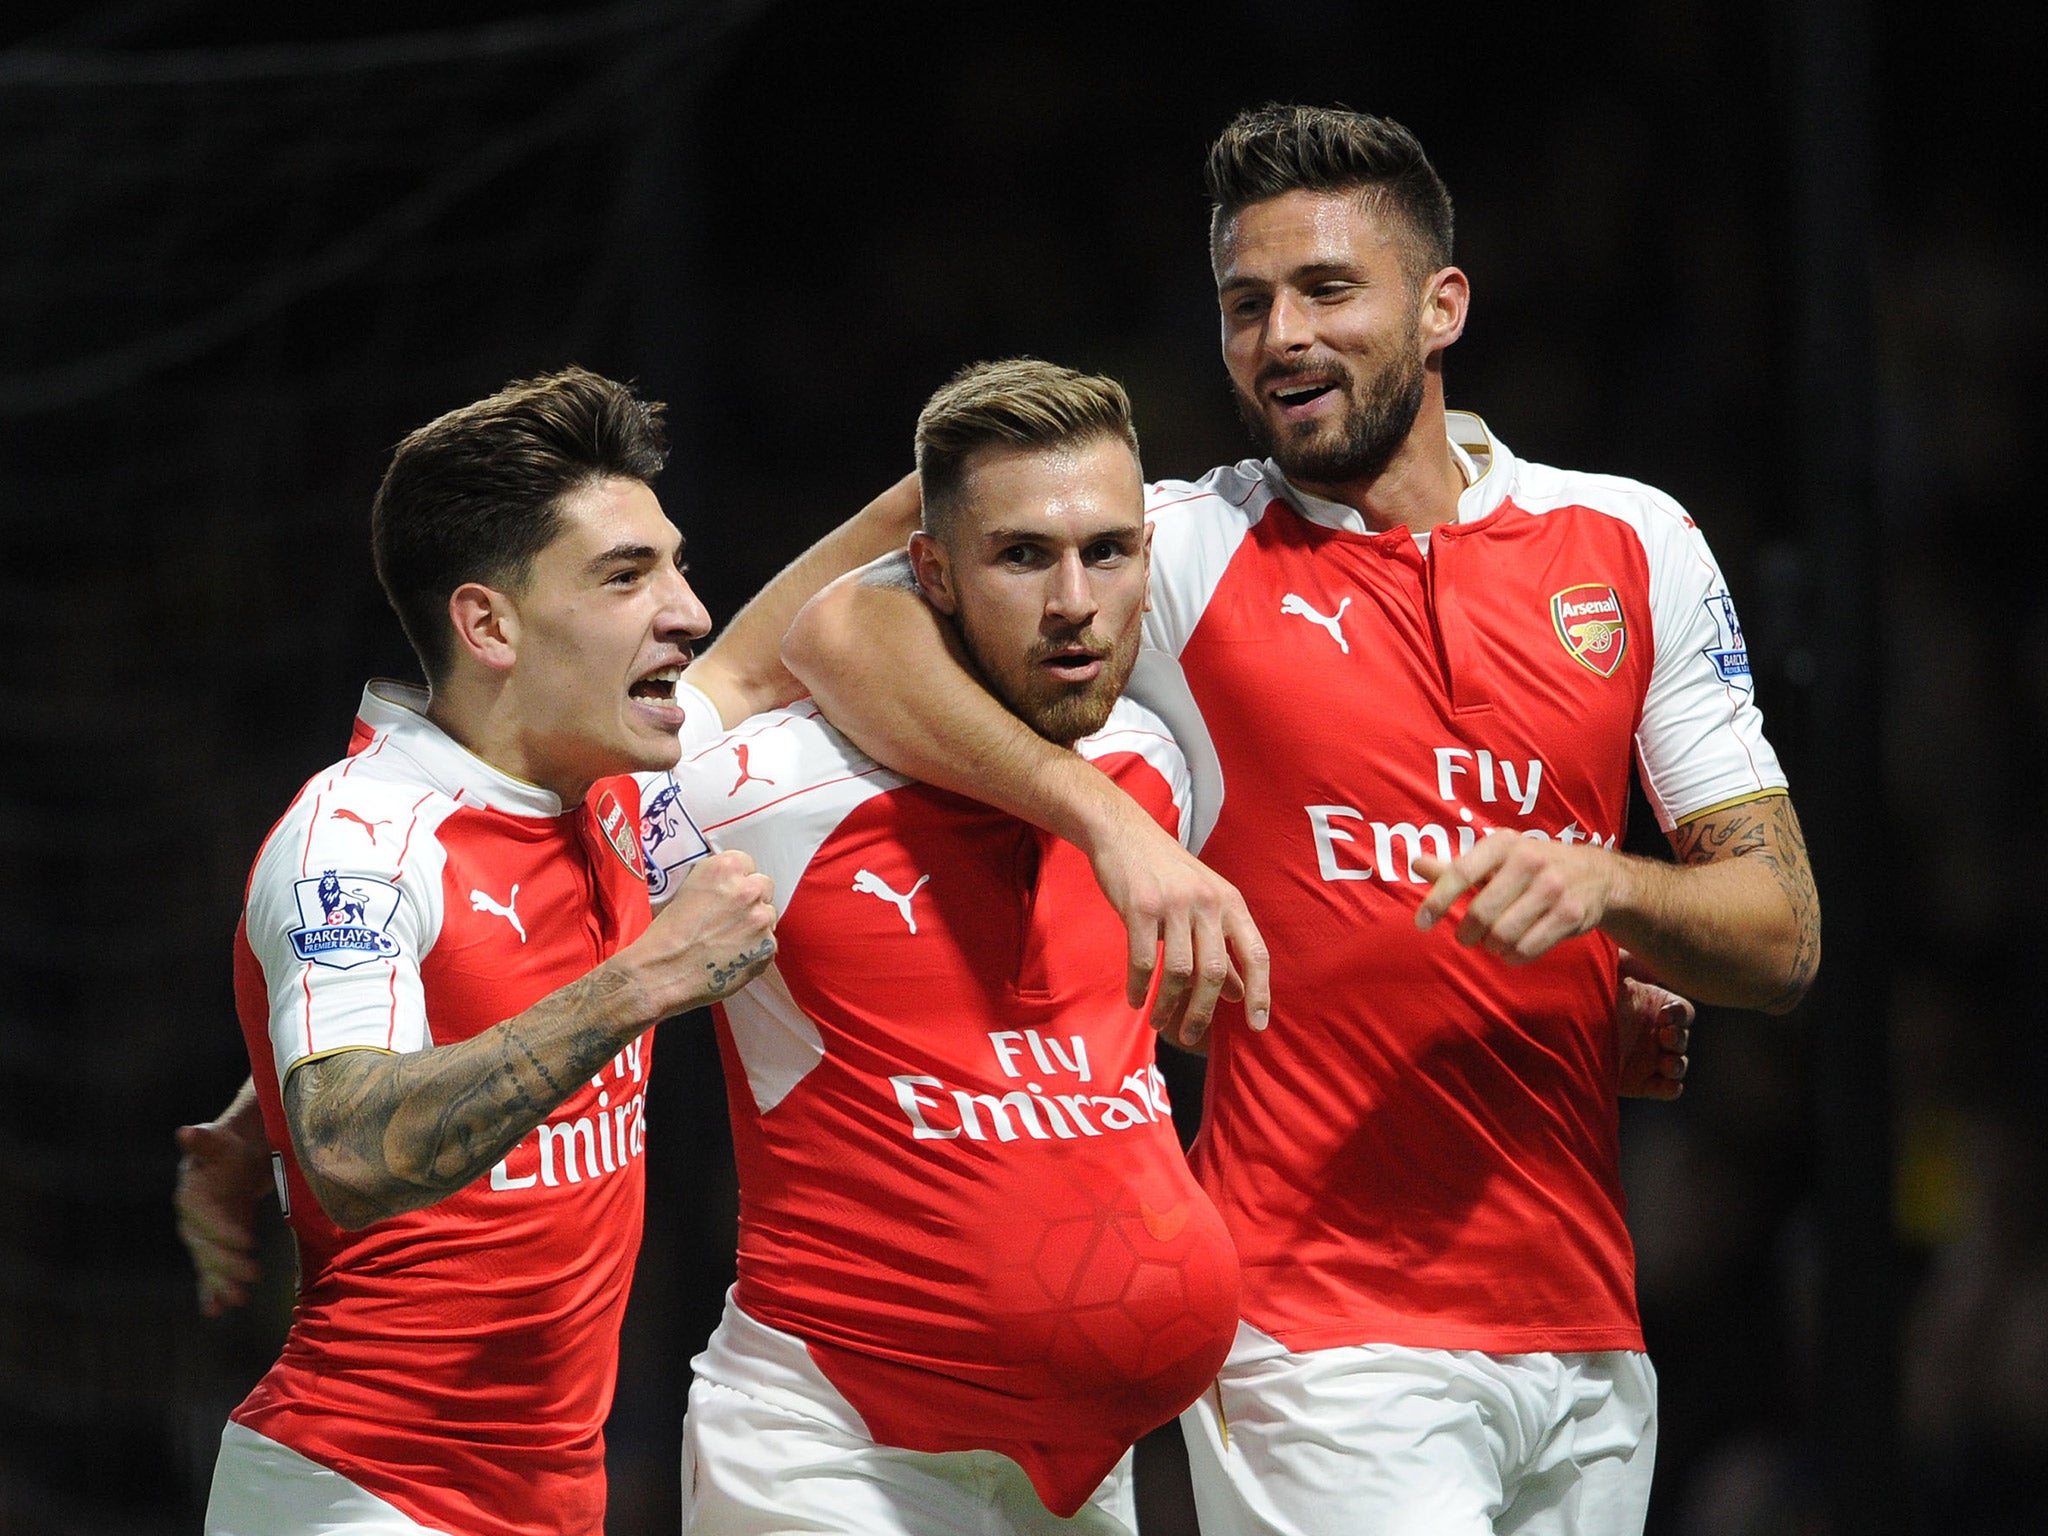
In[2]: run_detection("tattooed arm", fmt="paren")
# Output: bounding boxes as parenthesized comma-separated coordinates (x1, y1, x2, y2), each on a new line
(286, 850, 776, 1230)
(1413, 791, 1820, 1015)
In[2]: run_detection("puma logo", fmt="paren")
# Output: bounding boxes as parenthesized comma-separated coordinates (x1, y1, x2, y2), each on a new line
(469, 884, 526, 943)
(331, 808, 391, 843)
(1280, 592, 1351, 653)
(728, 743, 775, 797)
(852, 869, 929, 934)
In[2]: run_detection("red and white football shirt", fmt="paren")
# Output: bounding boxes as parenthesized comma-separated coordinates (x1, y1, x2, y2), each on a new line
(232, 682, 661, 1536)
(643, 697, 1241, 1519)
(1139, 412, 1786, 1356)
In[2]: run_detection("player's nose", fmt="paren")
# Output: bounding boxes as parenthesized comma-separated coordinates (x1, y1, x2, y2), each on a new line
(1264, 289, 1313, 355)
(658, 566, 714, 642)
(1043, 551, 1095, 625)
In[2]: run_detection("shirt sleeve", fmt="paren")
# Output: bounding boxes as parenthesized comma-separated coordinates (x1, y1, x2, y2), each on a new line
(243, 782, 446, 1086)
(1633, 494, 1788, 829)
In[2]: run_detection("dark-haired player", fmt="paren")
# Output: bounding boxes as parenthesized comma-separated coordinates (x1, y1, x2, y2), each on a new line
(787, 107, 1817, 1536)
(200, 368, 916, 1536)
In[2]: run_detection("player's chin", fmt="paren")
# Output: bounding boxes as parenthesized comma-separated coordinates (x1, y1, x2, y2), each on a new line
(618, 717, 685, 771)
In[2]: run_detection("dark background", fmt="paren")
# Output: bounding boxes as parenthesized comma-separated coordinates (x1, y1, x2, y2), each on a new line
(1, 2, 2039, 1532)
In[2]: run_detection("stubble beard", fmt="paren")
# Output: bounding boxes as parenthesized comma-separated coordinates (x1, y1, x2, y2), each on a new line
(1235, 342, 1428, 491)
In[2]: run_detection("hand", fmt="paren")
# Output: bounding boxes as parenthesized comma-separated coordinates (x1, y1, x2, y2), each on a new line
(173, 1116, 272, 1316)
(1414, 833, 1620, 964)
(1085, 802, 1270, 1051)
(1615, 951, 1693, 1100)
(624, 850, 779, 1016)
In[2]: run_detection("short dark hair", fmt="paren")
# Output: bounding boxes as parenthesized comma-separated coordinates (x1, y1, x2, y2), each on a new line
(914, 358, 1141, 545)
(1204, 104, 1454, 282)
(370, 367, 668, 681)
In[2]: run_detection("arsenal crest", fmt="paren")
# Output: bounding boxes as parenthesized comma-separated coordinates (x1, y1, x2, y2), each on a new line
(593, 789, 646, 877)
(1550, 584, 1628, 677)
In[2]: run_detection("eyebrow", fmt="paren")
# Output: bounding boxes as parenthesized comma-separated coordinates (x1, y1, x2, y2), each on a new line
(582, 537, 683, 574)
(1219, 260, 1361, 293)
(980, 523, 1142, 546)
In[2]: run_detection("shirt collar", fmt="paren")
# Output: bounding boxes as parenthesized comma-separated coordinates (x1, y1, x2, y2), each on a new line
(355, 680, 568, 818)
(1262, 409, 1515, 533)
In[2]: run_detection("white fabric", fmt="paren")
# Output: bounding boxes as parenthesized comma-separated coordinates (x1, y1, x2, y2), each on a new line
(204, 1420, 447, 1535)
(683, 1292, 1138, 1536)
(1179, 1324, 1656, 1536)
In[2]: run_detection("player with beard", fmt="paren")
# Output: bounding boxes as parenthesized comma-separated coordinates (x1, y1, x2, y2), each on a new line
(645, 358, 1239, 1536)
(786, 108, 1817, 1536)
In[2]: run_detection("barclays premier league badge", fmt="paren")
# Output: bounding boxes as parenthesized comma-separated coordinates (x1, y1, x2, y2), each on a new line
(1702, 592, 1753, 690)
(639, 777, 711, 900)
(289, 870, 403, 969)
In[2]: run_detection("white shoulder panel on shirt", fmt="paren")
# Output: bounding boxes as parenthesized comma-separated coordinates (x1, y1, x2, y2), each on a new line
(1143, 462, 1275, 659)
(245, 757, 459, 1085)
(1077, 693, 1195, 850)
(658, 703, 905, 918)
(1496, 453, 1787, 827)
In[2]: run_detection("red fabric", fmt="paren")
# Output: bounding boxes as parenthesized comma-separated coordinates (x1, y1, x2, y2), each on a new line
(723, 751, 1238, 1518)
(234, 766, 653, 1536)
(1178, 496, 1650, 1354)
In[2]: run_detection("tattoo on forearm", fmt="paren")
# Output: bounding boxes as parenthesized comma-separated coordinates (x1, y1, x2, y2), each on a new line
(1670, 793, 1822, 1008)
(283, 965, 640, 1229)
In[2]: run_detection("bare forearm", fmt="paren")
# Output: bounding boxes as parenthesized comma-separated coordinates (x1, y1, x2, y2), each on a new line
(692, 474, 922, 724)
(1610, 794, 1821, 1013)
(285, 964, 648, 1229)
(784, 568, 1138, 849)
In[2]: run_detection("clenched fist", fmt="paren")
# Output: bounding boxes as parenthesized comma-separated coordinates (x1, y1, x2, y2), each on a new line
(622, 849, 779, 1018)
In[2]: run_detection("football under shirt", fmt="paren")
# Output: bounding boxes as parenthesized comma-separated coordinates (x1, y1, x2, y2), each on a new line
(643, 695, 1241, 1519)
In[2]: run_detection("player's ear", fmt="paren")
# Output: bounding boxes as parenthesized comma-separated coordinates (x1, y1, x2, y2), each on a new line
(1418, 265, 1468, 356)
(1142, 522, 1155, 614)
(447, 583, 519, 673)
(908, 531, 959, 616)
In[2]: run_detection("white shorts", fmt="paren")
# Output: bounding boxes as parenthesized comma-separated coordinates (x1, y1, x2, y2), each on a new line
(683, 1290, 1138, 1536)
(204, 1420, 447, 1535)
(1179, 1324, 1657, 1536)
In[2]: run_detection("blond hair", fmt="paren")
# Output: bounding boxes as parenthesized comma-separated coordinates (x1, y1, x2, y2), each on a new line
(914, 358, 1141, 541)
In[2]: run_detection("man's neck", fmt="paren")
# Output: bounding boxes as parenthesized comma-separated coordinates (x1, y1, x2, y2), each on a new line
(1288, 396, 1466, 537)
(425, 679, 590, 808)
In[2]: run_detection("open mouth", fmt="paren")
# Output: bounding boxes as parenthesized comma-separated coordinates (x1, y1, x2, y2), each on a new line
(1270, 378, 1339, 411)
(1040, 647, 1105, 682)
(629, 662, 685, 705)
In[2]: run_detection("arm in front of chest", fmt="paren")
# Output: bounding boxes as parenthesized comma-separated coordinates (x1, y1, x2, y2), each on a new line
(285, 850, 781, 1229)
(1412, 792, 1819, 1014)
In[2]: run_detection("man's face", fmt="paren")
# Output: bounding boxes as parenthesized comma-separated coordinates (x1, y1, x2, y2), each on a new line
(913, 436, 1150, 747)
(1215, 188, 1434, 490)
(498, 476, 712, 797)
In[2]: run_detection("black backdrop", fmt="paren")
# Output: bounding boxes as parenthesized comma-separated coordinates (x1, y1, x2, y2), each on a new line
(1, 2, 2040, 1532)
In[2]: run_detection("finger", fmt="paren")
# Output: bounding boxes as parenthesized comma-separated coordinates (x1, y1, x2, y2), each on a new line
(1178, 914, 1232, 1047)
(1657, 994, 1696, 1027)
(1412, 858, 1476, 931)
(1414, 836, 1510, 931)
(1502, 904, 1591, 965)
(1125, 912, 1160, 1012)
(1152, 922, 1197, 1045)
(1455, 856, 1535, 949)
(1228, 905, 1272, 1031)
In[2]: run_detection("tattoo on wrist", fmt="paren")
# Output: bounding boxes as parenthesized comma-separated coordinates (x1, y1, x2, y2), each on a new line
(708, 938, 774, 995)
